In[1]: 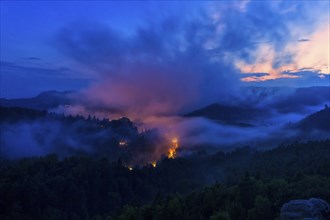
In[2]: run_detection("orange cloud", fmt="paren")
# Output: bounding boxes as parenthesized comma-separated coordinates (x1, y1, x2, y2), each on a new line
(290, 25, 329, 74)
(237, 20, 329, 82)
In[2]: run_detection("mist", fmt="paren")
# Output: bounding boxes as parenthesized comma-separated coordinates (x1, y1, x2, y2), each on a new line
(55, 1, 323, 116)
(1, 1, 329, 164)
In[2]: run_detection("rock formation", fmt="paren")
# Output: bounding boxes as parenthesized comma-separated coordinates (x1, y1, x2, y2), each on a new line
(281, 198, 330, 220)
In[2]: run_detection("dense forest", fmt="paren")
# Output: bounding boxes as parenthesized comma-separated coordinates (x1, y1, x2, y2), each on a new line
(1, 140, 329, 219)
(0, 106, 166, 165)
(2, 0, 330, 218)
(1, 107, 330, 219)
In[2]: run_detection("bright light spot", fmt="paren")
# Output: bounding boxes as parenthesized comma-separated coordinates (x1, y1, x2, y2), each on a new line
(151, 162, 157, 167)
(168, 137, 179, 159)
(119, 140, 128, 147)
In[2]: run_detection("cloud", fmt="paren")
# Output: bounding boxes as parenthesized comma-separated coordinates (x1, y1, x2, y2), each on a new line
(0, 61, 90, 98)
(27, 57, 41, 60)
(51, 1, 329, 151)
(236, 22, 329, 82)
(54, 0, 329, 115)
(269, 86, 330, 114)
(208, 0, 330, 82)
(1, 1, 329, 163)
(244, 70, 330, 87)
(297, 38, 310, 42)
(54, 1, 329, 99)
(55, 16, 242, 117)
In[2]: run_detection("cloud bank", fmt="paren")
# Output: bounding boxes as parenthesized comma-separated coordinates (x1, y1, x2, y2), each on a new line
(51, 1, 330, 149)
(54, 1, 329, 116)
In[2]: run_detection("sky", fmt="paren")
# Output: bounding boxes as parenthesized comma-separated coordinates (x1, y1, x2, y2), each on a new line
(0, 0, 329, 99)
(1, 0, 330, 160)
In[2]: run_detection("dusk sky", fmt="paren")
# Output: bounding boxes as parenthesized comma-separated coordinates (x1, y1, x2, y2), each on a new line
(0, 0, 329, 98)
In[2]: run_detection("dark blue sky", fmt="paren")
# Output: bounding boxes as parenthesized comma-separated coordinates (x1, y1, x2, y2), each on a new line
(0, 0, 329, 98)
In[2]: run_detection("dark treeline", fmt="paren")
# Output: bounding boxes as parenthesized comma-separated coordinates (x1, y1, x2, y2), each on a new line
(0, 106, 164, 164)
(114, 175, 330, 220)
(1, 107, 330, 219)
(1, 140, 330, 220)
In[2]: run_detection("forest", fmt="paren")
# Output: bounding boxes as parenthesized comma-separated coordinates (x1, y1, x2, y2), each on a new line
(1, 107, 330, 219)
(2, 1, 330, 219)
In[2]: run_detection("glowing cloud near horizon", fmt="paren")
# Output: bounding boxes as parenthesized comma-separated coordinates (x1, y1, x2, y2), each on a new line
(237, 15, 329, 82)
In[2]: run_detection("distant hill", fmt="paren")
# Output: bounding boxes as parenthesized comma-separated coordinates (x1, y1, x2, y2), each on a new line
(184, 103, 265, 126)
(296, 106, 330, 132)
(0, 91, 74, 110)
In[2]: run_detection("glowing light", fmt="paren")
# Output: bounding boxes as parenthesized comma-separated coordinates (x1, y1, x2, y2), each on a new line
(172, 138, 178, 146)
(151, 162, 157, 167)
(168, 138, 179, 159)
(168, 148, 176, 159)
(119, 140, 128, 147)
(128, 167, 133, 171)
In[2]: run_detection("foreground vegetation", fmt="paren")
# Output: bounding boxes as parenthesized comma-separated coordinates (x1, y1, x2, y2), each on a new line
(114, 174, 330, 220)
(1, 140, 329, 220)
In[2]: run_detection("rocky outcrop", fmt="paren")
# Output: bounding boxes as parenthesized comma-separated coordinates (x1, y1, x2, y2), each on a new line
(281, 198, 330, 220)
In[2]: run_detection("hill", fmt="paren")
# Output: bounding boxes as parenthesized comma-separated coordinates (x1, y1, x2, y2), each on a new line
(0, 91, 74, 110)
(184, 103, 264, 126)
(296, 107, 330, 132)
